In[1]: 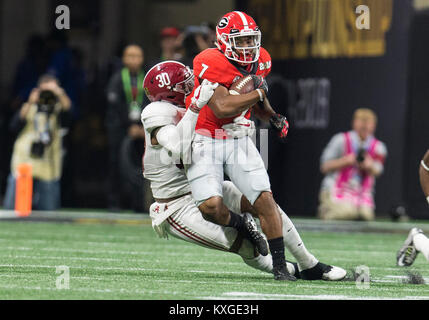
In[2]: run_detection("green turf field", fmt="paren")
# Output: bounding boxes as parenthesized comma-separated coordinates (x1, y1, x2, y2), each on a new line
(0, 220, 429, 300)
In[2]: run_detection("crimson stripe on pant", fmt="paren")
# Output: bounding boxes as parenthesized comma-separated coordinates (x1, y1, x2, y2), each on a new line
(167, 216, 227, 251)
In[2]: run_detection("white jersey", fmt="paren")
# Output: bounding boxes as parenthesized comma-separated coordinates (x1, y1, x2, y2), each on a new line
(141, 101, 191, 199)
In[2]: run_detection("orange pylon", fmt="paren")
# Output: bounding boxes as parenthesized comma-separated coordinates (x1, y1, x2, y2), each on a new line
(15, 163, 33, 217)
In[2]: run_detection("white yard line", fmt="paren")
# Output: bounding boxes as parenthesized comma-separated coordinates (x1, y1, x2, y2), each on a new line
(0, 263, 265, 276)
(1, 263, 428, 293)
(0, 245, 220, 258)
(0, 230, 145, 241)
(0, 237, 192, 248)
(0, 283, 194, 297)
(0, 254, 244, 266)
(199, 291, 429, 300)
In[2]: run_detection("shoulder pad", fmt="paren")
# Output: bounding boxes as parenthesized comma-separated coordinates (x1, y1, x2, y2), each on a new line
(141, 101, 179, 133)
(194, 49, 231, 83)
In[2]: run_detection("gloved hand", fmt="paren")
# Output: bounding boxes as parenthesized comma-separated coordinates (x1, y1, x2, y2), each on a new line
(190, 79, 219, 112)
(270, 113, 289, 142)
(222, 116, 256, 139)
(251, 75, 269, 95)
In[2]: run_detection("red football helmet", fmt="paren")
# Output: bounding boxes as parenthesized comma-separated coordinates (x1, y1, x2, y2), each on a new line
(143, 61, 194, 107)
(215, 11, 261, 64)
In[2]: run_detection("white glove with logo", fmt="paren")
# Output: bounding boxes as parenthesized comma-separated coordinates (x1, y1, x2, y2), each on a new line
(190, 79, 219, 111)
(222, 115, 256, 139)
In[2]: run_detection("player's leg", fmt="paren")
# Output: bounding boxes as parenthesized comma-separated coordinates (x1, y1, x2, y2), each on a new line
(225, 137, 295, 281)
(397, 228, 429, 266)
(276, 205, 346, 280)
(187, 134, 268, 255)
(237, 236, 298, 276)
(161, 195, 298, 276)
(188, 135, 235, 225)
(413, 231, 429, 261)
(165, 197, 236, 252)
(237, 184, 346, 280)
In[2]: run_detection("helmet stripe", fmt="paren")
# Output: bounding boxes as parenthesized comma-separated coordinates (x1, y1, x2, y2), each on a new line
(234, 11, 250, 29)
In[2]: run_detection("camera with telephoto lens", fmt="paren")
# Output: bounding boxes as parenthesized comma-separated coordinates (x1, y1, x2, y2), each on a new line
(30, 90, 57, 158)
(356, 148, 366, 163)
(37, 90, 57, 114)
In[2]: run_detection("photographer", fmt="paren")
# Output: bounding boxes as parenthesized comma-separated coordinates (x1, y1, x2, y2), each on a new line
(3, 74, 71, 211)
(318, 109, 387, 221)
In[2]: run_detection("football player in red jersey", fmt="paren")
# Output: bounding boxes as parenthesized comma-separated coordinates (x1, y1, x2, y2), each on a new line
(186, 11, 345, 281)
(141, 60, 302, 279)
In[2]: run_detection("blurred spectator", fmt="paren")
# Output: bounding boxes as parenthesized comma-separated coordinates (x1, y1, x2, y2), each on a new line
(3, 75, 71, 210)
(45, 31, 85, 121)
(318, 109, 387, 221)
(201, 22, 217, 48)
(159, 27, 183, 62)
(10, 32, 85, 121)
(105, 44, 146, 212)
(181, 25, 212, 67)
(10, 34, 49, 111)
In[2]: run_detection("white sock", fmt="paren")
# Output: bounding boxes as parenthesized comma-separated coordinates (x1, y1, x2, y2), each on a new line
(242, 254, 297, 275)
(413, 233, 429, 261)
(278, 206, 318, 271)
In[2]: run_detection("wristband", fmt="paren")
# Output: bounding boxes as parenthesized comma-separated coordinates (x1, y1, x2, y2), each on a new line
(421, 160, 429, 172)
(256, 89, 264, 102)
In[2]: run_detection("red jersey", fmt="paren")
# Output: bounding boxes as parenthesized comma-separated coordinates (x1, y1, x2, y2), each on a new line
(186, 47, 272, 139)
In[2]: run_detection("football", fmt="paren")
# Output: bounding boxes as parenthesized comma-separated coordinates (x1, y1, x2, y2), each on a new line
(229, 75, 255, 95)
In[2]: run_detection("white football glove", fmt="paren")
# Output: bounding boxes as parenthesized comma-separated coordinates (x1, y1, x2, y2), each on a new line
(191, 79, 219, 111)
(222, 116, 256, 139)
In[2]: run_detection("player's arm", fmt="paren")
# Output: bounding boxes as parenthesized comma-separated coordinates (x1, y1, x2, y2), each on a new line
(252, 96, 290, 142)
(208, 85, 265, 119)
(420, 150, 429, 204)
(151, 80, 218, 156)
(194, 54, 266, 118)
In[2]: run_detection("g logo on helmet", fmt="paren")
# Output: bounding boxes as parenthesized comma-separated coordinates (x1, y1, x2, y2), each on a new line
(218, 17, 228, 29)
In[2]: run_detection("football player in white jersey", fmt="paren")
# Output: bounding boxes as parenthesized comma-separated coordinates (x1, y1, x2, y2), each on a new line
(397, 150, 429, 266)
(141, 60, 346, 281)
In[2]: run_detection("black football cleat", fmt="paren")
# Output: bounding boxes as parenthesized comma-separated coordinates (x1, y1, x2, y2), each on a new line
(242, 213, 269, 256)
(300, 262, 346, 281)
(273, 263, 297, 281)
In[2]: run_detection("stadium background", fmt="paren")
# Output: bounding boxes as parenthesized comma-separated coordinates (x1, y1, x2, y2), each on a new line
(0, 0, 428, 218)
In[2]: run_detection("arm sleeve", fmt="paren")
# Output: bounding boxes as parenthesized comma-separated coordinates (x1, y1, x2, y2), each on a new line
(320, 133, 345, 165)
(156, 109, 199, 159)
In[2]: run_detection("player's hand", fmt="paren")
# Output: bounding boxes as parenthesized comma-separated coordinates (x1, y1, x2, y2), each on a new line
(251, 75, 268, 95)
(190, 79, 219, 112)
(222, 116, 255, 138)
(270, 113, 289, 142)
